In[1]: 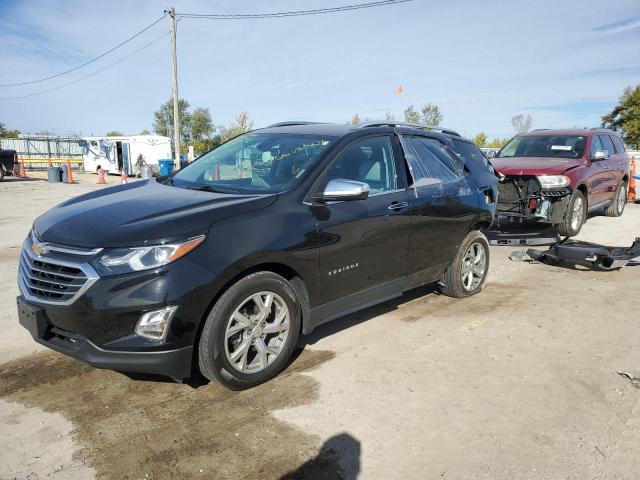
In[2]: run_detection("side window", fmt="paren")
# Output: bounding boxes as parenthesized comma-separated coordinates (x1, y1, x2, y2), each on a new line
(451, 139, 493, 173)
(610, 135, 625, 154)
(590, 136, 604, 158)
(599, 135, 615, 157)
(404, 136, 464, 187)
(327, 136, 397, 194)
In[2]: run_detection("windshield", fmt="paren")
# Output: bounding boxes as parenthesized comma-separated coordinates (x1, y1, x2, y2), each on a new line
(497, 135, 587, 159)
(171, 132, 336, 193)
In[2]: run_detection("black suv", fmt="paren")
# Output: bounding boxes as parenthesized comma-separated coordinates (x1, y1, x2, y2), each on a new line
(17, 121, 497, 388)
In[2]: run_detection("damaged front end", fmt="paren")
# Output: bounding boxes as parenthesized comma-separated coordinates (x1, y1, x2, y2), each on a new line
(496, 175, 571, 225)
(485, 175, 572, 245)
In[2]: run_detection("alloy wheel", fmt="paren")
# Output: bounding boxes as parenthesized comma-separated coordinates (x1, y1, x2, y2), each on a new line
(461, 242, 486, 292)
(617, 184, 626, 214)
(571, 197, 584, 231)
(224, 291, 290, 374)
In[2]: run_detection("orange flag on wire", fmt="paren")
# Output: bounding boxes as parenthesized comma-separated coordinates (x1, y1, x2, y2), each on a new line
(394, 85, 404, 94)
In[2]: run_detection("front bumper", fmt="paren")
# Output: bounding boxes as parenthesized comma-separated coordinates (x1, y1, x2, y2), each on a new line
(18, 296, 194, 379)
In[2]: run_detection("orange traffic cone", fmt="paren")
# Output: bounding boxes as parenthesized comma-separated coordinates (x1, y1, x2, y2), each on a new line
(120, 170, 127, 184)
(97, 168, 106, 184)
(19, 155, 26, 177)
(628, 156, 636, 203)
(64, 160, 74, 184)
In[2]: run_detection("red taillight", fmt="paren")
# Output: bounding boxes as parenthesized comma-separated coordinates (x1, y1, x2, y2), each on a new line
(529, 198, 537, 210)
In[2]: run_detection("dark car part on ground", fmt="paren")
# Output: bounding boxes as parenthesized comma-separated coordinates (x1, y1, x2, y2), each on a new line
(17, 121, 497, 388)
(484, 223, 560, 246)
(510, 237, 640, 271)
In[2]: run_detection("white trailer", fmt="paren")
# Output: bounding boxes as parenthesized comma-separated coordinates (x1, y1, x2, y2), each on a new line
(80, 135, 172, 176)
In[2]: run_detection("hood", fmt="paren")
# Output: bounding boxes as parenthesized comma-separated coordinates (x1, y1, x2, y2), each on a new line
(33, 179, 278, 248)
(490, 156, 583, 176)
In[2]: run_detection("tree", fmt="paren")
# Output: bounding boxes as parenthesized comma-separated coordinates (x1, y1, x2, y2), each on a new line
(105, 130, 123, 137)
(421, 103, 443, 126)
(385, 111, 395, 121)
(139, 129, 151, 135)
(153, 98, 192, 145)
(404, 105, 421, 123)
(511, 114, 533, 133)
(218, 112, 254, 143)
(351, 113, 361, 125)
(472, 132, 487, 147)
(0, 122, 20, 138)
(191, 108, 214, 141)
(602, 85, 640, 149)
(487, 137, 510, 148)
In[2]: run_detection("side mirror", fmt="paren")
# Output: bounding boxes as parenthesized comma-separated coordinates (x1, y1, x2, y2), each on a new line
(591, 150, 608, 161)
(312, 179, 370, 202)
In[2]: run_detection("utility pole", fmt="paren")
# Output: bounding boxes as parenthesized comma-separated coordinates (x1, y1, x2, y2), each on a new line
(166, 7, 180, 168)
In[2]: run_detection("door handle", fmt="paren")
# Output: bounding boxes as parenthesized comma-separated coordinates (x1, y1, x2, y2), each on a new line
(388, 201, 409, 211)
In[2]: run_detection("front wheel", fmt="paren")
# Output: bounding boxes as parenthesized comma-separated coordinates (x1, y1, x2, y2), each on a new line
(439, 230, 490, 298)
(557, 190, 586, 237)
(198, 271, 301, 389)
(604, 181, 627, 217)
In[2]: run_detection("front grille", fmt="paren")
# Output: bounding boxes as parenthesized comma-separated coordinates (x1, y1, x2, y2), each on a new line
(18, 234, 100, 305)
(19, 251, 89, 302)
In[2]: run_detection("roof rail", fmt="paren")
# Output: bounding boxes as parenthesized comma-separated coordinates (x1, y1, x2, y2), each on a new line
(531, 128, 551, 132)
(266, 121, 325, 128)
(356, 121, 461, 137)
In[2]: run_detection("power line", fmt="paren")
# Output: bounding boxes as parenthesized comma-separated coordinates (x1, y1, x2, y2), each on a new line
(0, 32, 169, 101)
(178, 0, 413, 19)
(0, 15, 166, 87)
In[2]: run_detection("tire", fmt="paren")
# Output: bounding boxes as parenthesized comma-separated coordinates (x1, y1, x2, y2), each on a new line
(557, 190, 586, 237)
(604, 181, 627, 217)
(0, 168, 4, 182)
(198, 271, 301, 389)
(439, 230, 490, 298)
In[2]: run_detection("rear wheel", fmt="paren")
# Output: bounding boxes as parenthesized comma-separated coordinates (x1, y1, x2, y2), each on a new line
(198, 271, 301, 389)
(604, 181, 627, 217)
(439, 231, 490, 298)
(0, 167, 4, 182)
(557, 190, 586, 237)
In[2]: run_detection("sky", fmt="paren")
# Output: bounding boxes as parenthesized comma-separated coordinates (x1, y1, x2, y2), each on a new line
(0, 0, 639, 139)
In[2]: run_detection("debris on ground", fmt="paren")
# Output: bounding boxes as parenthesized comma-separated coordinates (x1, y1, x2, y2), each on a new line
(617, 370, 640, 388)
(510, 237, 640, 271)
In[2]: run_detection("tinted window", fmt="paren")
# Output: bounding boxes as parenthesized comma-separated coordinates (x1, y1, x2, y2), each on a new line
(327, 136, 397, 194)
(498, 135, 586, 158)
(590, 136, 604, 157)
(611, 135, 626, 154)
(599, 135, 615, 156)
(404, 137, 464, 187)
(173, 132, 335, 193)
(452, 139, 494, 173)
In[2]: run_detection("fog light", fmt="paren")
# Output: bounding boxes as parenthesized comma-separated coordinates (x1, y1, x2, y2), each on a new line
(135, 306, 178, 341)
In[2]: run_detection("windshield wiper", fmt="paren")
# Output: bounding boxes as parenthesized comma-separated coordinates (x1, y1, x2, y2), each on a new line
(193, 185, 239, 194)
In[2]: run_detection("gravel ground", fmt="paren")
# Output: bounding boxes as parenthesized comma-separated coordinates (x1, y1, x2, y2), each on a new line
(1, 172, 639, 479)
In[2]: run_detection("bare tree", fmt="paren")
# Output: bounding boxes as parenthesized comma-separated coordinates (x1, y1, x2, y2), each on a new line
(218, 112, 254, 143)
(351, 113, 361, 125)
(511, 114, 533, 133)
(385, 111, 395, 121)
(404, 105, 421, 123)
(421, 103, 443, 126)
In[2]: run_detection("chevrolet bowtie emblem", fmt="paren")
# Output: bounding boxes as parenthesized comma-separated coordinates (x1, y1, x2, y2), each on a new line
(31, 243, 49, 257)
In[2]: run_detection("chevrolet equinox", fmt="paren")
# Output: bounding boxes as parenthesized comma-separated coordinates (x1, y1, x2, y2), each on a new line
(18, 121, 497, 389)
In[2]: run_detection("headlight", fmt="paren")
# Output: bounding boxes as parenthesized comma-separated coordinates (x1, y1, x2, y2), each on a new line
(537, 175, 570, 189)
(93, 235, 205, 275)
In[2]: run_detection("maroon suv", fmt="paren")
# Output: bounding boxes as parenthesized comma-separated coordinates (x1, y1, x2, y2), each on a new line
(490, 128, 630, 237)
